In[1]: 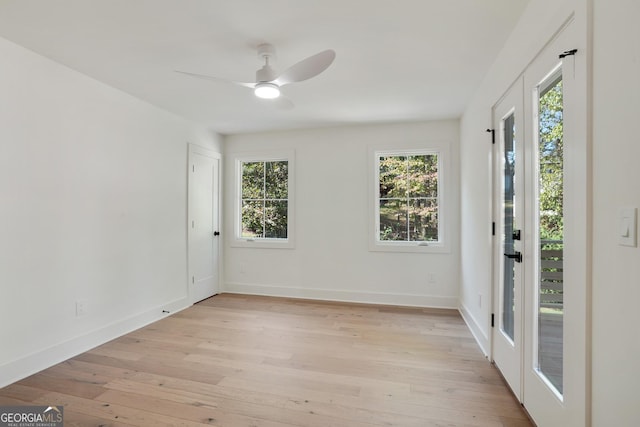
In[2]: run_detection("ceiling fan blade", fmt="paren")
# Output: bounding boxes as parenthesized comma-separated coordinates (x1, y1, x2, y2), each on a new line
(273, 49, 336, 86)
(175, 70, 255, 89)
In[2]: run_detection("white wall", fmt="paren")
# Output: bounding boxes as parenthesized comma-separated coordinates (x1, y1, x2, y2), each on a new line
(223, 121, 460, 308)
(592, 0, 640, 424)
(0, 36, 221, 387)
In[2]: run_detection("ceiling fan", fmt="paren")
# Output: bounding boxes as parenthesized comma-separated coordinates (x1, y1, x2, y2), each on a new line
(176, 43, 336, 106)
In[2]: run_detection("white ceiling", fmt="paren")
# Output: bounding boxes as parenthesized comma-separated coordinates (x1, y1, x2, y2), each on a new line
(0, 0, 529, 134)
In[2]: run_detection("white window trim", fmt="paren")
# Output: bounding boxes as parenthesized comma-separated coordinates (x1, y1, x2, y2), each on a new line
(368, 146, 450, 253)
(231, 149, 295, 249)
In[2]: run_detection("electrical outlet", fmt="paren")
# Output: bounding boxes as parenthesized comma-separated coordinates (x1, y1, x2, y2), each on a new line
(76, 300, 87, 317)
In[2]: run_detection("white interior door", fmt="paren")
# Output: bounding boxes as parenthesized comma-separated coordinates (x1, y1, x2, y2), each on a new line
(492, 77, 525, 399)
(492, 17, 588, 427)
(188, 144, 221, 304)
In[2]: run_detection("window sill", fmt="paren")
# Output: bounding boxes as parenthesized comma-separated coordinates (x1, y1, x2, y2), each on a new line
(368, 241, 449, 254)
(231, 238, 294, 249)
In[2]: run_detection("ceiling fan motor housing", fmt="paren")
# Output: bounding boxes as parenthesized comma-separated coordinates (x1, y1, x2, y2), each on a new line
(256, 64, 277, 83)
(256, 43, 278, 82)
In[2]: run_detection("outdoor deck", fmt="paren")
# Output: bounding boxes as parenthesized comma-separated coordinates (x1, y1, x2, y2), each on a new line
(538, 241, 564, 393)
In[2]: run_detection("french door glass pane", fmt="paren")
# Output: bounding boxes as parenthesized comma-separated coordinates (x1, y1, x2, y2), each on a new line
(537, 74, 564, 395)
(502, 113, 516, 342)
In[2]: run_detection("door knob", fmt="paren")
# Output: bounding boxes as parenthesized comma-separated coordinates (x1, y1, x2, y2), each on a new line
(504, 251, 522, 263)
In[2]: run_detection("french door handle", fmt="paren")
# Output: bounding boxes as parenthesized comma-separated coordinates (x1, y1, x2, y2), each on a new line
(213, 231, 220, 236)
(504, 251, 522, 263)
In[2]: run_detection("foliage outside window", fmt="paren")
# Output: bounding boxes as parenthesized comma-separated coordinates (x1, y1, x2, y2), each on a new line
(241, 160, 288, 239)
(538, 77, 563, 243)
(377, 153, 439, 243)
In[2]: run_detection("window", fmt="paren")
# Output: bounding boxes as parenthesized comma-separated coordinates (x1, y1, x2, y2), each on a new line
(371, 149, 445, 252)
(241, 160, 288, 238)
(233, 151, 294, 248)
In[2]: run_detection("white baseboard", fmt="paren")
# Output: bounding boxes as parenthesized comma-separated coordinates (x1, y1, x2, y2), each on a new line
(224, 282, 458, 309)
(0, 297, 190, 388)
(458, 302, 490, 357)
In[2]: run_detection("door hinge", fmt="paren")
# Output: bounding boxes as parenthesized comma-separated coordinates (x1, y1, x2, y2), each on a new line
(192, 276, 195, 284)
(192, 164, 195, 172)
(491, 313, 495, 328)
(486, 128, 495, 144)
(492, 222, 496, 236)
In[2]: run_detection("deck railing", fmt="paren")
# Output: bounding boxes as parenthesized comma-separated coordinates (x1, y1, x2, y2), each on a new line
(540, 239, 563, 310)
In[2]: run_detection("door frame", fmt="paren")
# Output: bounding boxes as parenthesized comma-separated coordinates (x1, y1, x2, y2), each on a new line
(187, 143, 222, 304)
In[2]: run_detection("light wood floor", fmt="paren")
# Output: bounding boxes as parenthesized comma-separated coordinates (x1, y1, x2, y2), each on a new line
(0, 294, 532, 426)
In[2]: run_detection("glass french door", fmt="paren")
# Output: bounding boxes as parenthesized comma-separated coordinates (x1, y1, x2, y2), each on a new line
(522, 18, 588, 427)
(492, 77, 524, 399)
(492, 18, 588, 427)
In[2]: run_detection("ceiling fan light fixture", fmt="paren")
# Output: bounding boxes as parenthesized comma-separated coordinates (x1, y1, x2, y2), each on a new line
(254, 82, 280, 99)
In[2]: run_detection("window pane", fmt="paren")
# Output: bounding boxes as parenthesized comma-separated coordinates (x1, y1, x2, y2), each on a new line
(241, 200, 264, 238)
(379, 156, 408, 198)
(408, 155, 438, 198)
(538, 75, 563, 395)
(242, 162, 264, 199)
(409, 198, 438, 241)
(379, 199, 408, 241)
(502, 112, 516, 342)
(265, 200, 288, 238)
(265, 161, 288, 199)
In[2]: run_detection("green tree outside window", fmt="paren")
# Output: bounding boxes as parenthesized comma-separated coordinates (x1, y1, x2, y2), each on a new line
(378, 154, 439, 242)
(241, 161, 288, 239)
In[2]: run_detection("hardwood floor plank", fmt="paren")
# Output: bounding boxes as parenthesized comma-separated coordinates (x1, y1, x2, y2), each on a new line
(95, 389, 302, 427)
(0, 383, 48, 404)
(32, 392, 212, 427)
(0, 395, 33, 406)
(62, 409, 135, 427)
(73, 352, 226, 385)
(18, 372, 107, 399)
(0, 294, 531, 426)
